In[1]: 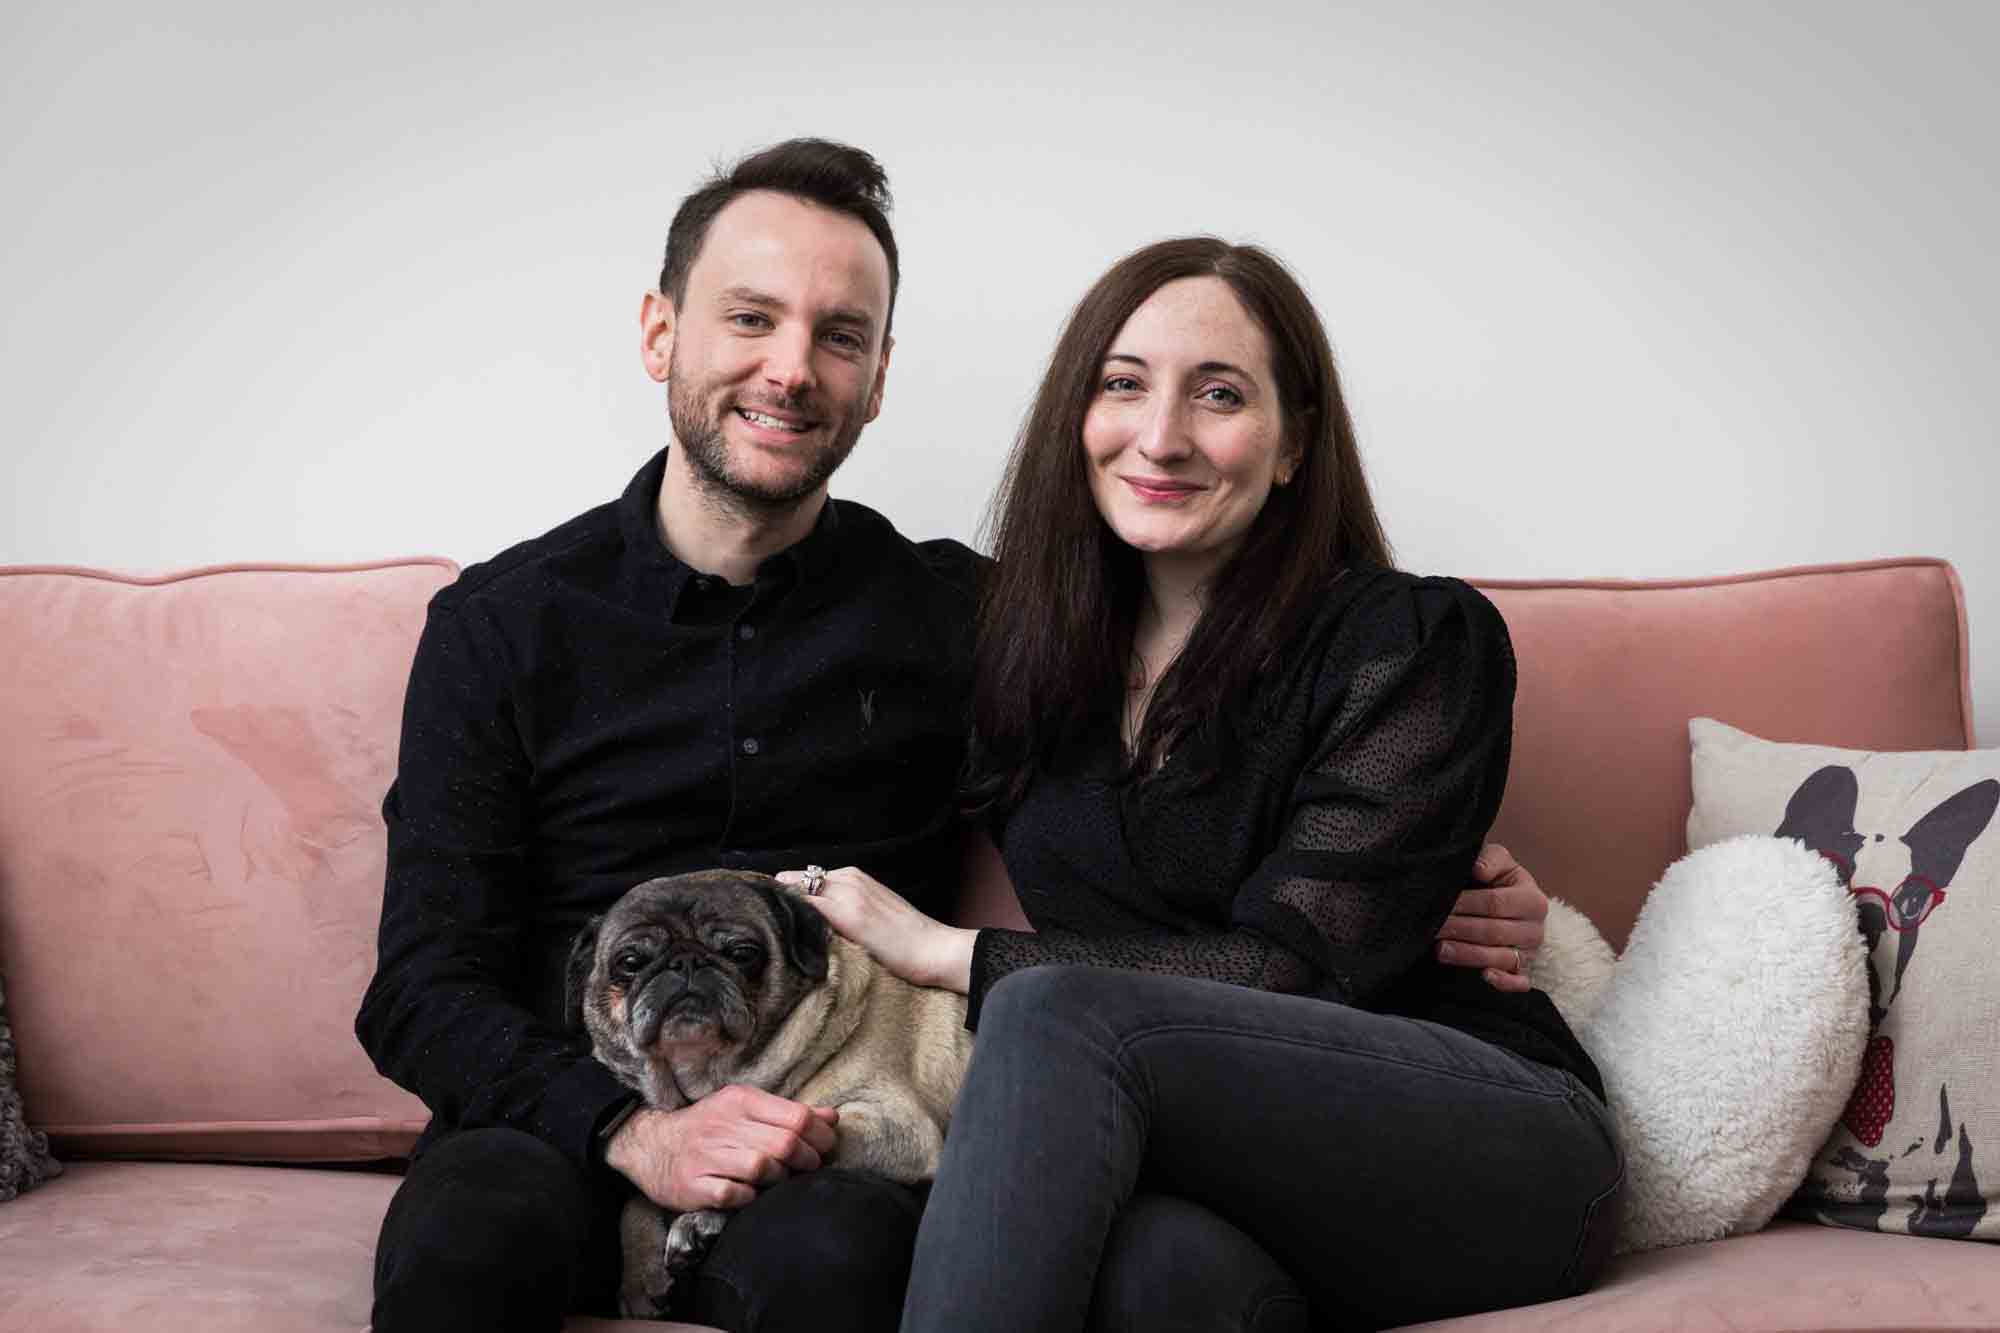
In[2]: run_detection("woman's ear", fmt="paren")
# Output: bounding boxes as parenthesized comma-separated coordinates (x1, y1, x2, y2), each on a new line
(1275, 444, 1303, 487)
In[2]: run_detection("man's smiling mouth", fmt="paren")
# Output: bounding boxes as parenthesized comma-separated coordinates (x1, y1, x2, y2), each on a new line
(736, 406, 815, 433)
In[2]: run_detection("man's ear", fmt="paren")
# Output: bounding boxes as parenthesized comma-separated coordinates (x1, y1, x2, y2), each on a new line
(640, 290, 676, 383)
(563, 915, 605, 1034)
(865, 333, 893, 423)
(759, 881, 830, 982)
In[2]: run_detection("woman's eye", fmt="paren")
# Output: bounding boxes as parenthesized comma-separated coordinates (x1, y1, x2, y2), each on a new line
(1102, 375, 1141, 394)
(1200, 385, 1244, 407)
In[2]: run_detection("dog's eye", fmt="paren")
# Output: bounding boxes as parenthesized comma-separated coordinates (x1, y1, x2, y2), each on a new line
(723, 943, 764, 968)
(612, 949, 649, 977)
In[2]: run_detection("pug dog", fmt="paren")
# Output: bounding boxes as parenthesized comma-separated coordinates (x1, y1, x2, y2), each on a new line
(565, 868, 973, 1318)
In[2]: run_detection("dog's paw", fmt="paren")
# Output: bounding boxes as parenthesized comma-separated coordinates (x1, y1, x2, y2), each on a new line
(665, 1207, 729, 1274)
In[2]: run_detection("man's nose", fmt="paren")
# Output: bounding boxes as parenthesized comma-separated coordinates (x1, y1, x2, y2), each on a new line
(763, 325, 817, 398)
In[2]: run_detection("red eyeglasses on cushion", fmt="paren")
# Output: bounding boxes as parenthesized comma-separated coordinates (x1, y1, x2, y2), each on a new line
(1817, 849, 1948, 931)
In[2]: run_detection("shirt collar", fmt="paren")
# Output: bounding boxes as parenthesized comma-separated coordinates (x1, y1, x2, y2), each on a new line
(617, 447, 846, 612)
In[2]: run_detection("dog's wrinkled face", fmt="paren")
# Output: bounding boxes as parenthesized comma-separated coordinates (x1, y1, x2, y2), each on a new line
(567, 870, 830, 1104)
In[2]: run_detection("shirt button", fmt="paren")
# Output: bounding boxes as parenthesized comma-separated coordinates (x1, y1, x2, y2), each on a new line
(740, 737, 761, 756)
(738, 623, 756, 641)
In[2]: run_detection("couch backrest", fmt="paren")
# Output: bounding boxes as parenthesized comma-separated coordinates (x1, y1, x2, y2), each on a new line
(0, 561, 455, 1161)
(1, 556, 1973, 1161)
(1478, 558, 1973, 950)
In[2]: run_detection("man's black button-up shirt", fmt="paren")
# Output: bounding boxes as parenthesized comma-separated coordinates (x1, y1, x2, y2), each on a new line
(355, 449, 980, 1170)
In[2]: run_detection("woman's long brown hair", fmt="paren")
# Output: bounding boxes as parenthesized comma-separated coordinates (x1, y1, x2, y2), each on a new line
(971, 237, 1392, 806)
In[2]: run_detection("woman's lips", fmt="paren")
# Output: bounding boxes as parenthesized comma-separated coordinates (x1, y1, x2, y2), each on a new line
(1122, 476, 1203, 503)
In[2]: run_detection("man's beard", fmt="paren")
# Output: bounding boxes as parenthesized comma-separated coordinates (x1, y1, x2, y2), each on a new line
(668, 357, 866, 514)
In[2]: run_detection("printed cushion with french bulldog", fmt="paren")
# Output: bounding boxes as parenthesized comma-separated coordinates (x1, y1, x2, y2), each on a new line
(1688, 717, 2000, 1242)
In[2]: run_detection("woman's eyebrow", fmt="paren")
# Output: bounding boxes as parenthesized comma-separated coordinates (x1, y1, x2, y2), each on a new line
(1105, 352, 1256, 379)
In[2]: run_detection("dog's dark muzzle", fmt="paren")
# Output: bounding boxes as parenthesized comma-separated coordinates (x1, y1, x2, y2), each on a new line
(627, 954, 733, 1050)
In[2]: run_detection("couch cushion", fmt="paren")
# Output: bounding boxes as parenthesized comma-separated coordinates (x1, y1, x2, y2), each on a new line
(0, 1160, 700, 1332)
(1688, 717, 1999, 1242)
(0, 562, 454, 1161)
(0, 1161, 393, 1331)
(1477, 559, 1972, 951)
(1394, 1219, 2000, 1330)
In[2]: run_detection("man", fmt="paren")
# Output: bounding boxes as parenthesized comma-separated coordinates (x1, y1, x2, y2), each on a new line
(357, 138, 1547, 1333)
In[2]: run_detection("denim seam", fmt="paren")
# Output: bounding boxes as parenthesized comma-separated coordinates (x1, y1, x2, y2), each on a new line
(1058, 986, 1164, 1116)
(1115, 1021, 1575, 1100)
(1082, 1024, 1147, 1333)
(1558, 1156, 1626, 1294)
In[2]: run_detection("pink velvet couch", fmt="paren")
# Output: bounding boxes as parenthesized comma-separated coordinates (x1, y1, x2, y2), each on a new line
(1, 556, 1994, 1332)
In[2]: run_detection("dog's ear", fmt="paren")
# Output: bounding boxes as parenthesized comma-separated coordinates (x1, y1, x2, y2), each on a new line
(759, 881, 830, 982)
(1904, 779, 2000, 888)
(562, 915, 605, 1034)
(1776, 764, 1863, 878)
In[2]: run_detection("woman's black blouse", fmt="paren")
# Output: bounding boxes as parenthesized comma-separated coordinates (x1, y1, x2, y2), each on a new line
(974, 565, 1604, 1100)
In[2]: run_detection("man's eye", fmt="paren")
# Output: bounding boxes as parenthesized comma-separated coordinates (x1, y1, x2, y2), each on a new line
(823, 330, 864, 351)
(729, 312, 770, 329)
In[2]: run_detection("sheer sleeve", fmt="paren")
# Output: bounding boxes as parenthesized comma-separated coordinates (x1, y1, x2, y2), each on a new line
(968, 578, 1514, 1027)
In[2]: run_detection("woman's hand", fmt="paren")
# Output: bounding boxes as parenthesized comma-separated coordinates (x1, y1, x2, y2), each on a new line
(1435, 843, 1548, 994)
(775, 866, 977, 995)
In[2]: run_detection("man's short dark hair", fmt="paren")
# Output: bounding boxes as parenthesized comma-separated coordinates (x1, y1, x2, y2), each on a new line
(659, 138, 900, 332)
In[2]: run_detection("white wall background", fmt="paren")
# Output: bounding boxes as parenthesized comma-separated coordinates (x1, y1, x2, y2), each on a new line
(5, 1, 1995, 743)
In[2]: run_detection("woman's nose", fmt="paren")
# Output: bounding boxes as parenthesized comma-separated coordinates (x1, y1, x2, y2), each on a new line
(1134, 399, 1192, 462)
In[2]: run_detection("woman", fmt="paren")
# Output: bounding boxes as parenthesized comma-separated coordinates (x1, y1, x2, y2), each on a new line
(787, 238, 1622, 1330)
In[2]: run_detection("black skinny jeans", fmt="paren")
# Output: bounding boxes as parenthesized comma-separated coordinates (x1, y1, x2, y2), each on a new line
(902, 966, 1625, 1333)
(370, 1128, 924, 1332)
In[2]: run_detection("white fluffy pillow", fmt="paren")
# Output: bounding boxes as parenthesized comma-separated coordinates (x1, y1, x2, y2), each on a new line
(1532, 834, 1870, 1254)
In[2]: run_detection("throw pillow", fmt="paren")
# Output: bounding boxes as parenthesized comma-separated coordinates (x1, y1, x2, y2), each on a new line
(1532, 834, 1868, 1253)
(1, 966, 62, 1201)
(1530, 896, 1616, 1032)
(1689, 716, 2000, 1242)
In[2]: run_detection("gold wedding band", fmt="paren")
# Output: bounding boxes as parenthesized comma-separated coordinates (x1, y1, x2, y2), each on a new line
(803, 865, 827, 897)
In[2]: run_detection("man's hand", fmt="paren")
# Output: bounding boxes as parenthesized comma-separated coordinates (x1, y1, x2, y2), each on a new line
(1436, 843, 1549, 994)
(605, 1085, 839, 1212)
